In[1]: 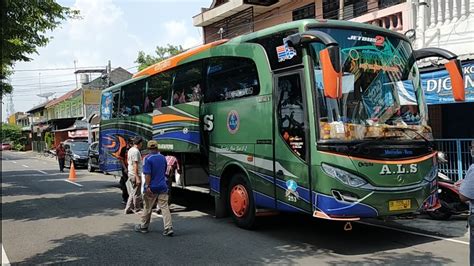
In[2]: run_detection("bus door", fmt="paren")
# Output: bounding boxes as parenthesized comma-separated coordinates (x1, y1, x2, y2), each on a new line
(273, 70, 312, 213)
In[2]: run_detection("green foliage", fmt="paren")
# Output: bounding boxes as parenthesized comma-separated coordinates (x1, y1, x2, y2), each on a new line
(135, 44, 184, 71)
(1, 0, 80, 96)
(45, 132, 53, 149)
(1, 123, 22, 143)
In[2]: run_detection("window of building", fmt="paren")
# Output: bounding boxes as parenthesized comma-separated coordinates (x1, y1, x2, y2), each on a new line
(145, 70, 174, 112)
(205, 57, 260, 103)
(120, 80, 146, 116)
(323, 0, 339, 19)
(378, 0, 404, 9)
(172, 62, 203, 104)
(292, 3, 315, 21)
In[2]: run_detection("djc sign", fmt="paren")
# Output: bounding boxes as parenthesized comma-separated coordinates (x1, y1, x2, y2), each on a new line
(421, 62, 474, 104)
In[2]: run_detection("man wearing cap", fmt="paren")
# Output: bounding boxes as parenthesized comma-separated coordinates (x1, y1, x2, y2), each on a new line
(135, 140, 173, 236)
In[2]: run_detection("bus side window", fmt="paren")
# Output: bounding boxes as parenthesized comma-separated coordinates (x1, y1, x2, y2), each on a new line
(173, 62, 203, 104)
(277, 74, 306, 160)
(146, 71, 173, 112)
(205, 57, 260, 103)
(120, 80, 146, 116)
(112, 91, 120, 118)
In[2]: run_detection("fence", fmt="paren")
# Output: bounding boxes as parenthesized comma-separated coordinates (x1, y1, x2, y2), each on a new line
(31, 141, 47, 153)
(433, 139, 474, 181)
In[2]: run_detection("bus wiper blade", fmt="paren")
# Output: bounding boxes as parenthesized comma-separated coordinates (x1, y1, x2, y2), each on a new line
(350, 135, 402, 153)
(384, 127, 434, 148)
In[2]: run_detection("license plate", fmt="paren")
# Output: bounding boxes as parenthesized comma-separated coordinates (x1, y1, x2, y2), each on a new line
(389, 199, 411, 211)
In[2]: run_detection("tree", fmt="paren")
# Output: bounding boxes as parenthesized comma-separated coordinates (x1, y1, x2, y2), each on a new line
(135, 44, 184, 71)
(0, 0, 79, 96)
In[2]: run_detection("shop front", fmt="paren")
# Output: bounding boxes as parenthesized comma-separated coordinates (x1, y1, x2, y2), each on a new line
(421, 60, 474, 180)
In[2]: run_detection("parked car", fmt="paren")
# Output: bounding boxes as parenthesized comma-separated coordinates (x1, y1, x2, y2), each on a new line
(87, 141, 99, 172)
(64, 140, 89, 168)
(1, 143, 12, 151)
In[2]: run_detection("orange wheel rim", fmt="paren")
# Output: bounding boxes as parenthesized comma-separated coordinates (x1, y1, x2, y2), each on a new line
(230, 184, 249, 218)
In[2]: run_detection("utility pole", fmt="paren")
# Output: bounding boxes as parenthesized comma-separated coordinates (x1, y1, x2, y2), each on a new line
(339, 0, 345, 20)
(74, 60, 78, 88)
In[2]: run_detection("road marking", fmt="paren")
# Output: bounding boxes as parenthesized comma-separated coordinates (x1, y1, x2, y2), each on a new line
(22, 164, 29, 168)
(11, 161, 17, 164)
(357, 221, 469, 245)
(2, 244, 10, 265)
(36, 170, 48, 175)
(64, 179, 83, 187)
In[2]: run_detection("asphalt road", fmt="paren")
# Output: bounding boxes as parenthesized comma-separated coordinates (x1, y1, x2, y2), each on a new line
(1, 151, 469, 265)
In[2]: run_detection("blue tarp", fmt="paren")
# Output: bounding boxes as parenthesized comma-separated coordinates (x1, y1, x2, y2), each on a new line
(421, 62, 474, 105)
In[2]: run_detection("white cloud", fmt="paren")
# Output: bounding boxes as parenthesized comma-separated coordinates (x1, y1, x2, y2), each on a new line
(164, 20, 201, 49)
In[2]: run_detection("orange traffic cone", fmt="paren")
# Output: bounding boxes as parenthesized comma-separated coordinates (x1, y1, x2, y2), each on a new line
(69, 161, 77, 181)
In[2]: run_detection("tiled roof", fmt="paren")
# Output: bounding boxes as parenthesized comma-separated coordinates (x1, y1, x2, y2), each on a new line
(82, 67, 132, 89)
(45, 88, 81, 108)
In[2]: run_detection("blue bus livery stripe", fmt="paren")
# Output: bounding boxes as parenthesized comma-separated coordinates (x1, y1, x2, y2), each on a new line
(153, 122, 198, 130)
(249, 170, 311, 204)
(253, 190, 275, 209)
(276, 200, 312, 214)
(153, 131, 200, 146)
(314, 193, 378, 217)
(209, 175, 220, 193)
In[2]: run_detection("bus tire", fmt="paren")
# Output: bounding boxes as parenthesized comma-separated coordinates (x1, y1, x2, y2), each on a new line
(228, 173, 255, 229)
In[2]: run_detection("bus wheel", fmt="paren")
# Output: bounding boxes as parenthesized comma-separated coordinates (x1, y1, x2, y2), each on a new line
(228, 173, 255, 229)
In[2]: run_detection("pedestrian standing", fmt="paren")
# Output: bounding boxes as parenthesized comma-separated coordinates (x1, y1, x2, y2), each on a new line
(460, 141, 474, 266)
(55, 143, 66, 172)
(135, 140, 173, 236)
(165, 154, 180, 205)
(124, 137, 143, 214)
(119, 139, 131, 205)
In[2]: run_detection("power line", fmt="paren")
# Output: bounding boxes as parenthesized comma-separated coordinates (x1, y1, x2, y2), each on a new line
(11, 79, 77, 87)
(12, 66, 107, 72)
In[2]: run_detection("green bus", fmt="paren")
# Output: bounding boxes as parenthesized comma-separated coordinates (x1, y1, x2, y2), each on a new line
(99, 19, 465, 228)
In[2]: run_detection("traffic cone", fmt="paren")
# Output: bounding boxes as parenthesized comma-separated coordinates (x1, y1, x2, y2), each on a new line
(69, 161, 77, 181)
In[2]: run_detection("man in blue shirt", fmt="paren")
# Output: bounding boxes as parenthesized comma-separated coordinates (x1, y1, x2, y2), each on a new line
(460, 141, 474, 265)
(134, 140, 173, 236)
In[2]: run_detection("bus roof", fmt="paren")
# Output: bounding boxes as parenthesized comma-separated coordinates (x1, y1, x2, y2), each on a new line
(227, 19, 409, 44)
(105, 19, 408, 93)
(132, 39, 228, 79)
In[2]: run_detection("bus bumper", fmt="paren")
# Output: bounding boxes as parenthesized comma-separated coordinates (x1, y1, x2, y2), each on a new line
(312, 181, 437, 219)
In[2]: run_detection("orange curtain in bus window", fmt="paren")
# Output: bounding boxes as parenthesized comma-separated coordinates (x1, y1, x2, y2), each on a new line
(320, 47, 342, 99)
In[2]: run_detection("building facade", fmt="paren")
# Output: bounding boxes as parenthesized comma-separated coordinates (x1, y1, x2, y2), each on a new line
(193, 0, 409, 43)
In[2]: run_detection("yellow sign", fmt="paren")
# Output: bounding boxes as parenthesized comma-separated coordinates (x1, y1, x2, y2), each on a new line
(8, 114, 16, 124)
(389, 199, 411, 211)
(83, 89, 101, 105)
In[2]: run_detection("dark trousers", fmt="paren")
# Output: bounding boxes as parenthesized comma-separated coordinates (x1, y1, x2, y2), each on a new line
(58, 158, 65, 172)
(469, 214, 474, 266)
(120, 170, 129, 202)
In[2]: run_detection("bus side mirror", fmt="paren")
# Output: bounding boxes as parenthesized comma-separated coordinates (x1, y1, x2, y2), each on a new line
(320, 46, 342, 99)
(413, 48, 465, 102)
(444, 59, 465, 101)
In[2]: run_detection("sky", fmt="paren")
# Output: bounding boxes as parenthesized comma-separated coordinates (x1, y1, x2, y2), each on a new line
(3, 0, 210, 121)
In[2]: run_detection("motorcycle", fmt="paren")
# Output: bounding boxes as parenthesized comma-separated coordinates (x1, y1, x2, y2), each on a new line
(426, 152, 469, 220)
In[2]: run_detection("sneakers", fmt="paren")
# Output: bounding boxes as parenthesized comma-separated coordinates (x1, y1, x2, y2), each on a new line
(162, 227, 174, 237)
(134, 224, 149, 233)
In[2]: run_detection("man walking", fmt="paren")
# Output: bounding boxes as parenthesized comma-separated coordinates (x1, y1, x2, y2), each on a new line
(135, 140, 173, 236)
(460, 141, 474, 266)
(55, 143, 66, 172)
(124, 137, 143, 214)
(119, 139, 131, 205)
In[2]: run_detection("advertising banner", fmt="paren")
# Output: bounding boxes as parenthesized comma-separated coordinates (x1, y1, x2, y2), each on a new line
(421, 62, 474, 104)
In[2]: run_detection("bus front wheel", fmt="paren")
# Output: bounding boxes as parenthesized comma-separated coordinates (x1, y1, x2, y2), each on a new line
(228, 173, 255, 229)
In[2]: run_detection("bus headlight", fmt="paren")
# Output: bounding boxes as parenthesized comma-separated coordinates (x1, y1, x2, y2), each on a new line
(423, 166, 438, 182)
(73, 154, 81, 159)
(322, 163, 367, 188)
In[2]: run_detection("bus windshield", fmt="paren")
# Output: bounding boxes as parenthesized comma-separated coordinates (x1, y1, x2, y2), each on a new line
(309, 28, 431, 142)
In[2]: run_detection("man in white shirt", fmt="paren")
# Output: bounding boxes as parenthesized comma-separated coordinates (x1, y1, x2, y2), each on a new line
(460, 141, 474, 266)
(124, 137, 143, 214)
